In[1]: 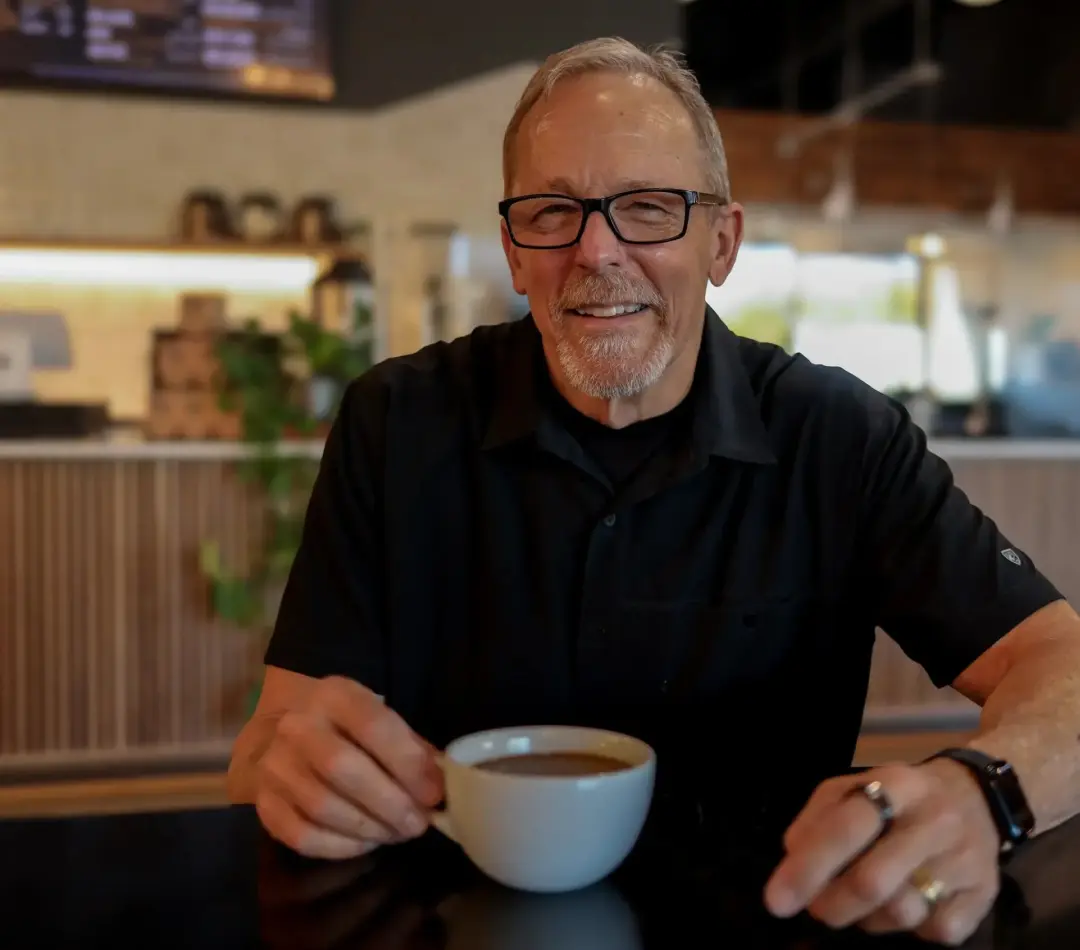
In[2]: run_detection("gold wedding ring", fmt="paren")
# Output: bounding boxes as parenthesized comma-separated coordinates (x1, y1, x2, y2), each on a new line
(910, 865, 948, 907)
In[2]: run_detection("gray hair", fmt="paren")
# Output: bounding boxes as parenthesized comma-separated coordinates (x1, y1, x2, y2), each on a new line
(502, 37, 731, 202)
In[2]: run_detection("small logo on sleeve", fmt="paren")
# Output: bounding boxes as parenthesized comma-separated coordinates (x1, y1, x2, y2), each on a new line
(1001, 548, 1022, 566)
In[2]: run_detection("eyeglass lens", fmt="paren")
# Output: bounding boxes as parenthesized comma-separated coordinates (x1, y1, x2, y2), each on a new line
(506, 191, 687, 247)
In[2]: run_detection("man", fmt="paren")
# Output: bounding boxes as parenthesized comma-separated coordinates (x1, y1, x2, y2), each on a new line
(228, 37, 1080, 945)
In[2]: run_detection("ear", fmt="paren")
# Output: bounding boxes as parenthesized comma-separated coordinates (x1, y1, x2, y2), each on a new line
(707, 202, 745, 288)
(500, 220, 528, 296)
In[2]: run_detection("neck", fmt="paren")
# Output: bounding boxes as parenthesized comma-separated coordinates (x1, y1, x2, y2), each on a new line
(543, 329, 702, 429)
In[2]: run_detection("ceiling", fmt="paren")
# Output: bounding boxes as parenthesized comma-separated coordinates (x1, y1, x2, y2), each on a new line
(683, 0, 1080, 132)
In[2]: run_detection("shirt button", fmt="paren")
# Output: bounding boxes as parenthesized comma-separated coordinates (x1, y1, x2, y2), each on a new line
(603, 513, 617, 527)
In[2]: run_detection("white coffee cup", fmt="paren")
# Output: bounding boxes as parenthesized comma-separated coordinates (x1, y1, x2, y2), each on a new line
(431, 725, 656, 893)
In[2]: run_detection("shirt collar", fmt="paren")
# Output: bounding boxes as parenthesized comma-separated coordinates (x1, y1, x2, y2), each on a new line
(482, 307, 776, 466)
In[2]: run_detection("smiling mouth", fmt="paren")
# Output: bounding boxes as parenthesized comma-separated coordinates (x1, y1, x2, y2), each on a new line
(567, 304, 649, 318)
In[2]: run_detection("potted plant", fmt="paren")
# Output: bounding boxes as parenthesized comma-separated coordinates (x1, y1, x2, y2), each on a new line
(199, 301, 374, 713)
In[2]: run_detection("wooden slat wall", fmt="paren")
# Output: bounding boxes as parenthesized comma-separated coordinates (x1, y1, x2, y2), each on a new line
(0, 454, 1077, 769)
(865, 458, 1080, 716)
(0, 459, 264, 765)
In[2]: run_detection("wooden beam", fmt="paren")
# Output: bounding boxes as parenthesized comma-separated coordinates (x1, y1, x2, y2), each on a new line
(718, 109, 1080, 216)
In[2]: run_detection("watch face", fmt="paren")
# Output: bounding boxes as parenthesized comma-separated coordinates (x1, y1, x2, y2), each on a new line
(991, 762, 1036, 843)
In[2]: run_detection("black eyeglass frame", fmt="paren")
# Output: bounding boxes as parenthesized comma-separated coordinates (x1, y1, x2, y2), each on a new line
(498, 188, 729, 249)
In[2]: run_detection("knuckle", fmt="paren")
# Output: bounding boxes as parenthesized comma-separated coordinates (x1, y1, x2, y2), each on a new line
(312, 676, 355, 714)
(878, 762, 924, 797)
(369, 783, 413, 826)
(294, 780, 334, 824)
(846, 863, 893, 906)
(259, 752, 287, 789)
(889, 894, 927, 930)
(275, 710, 310, 743)
(323, 744, 355, 785)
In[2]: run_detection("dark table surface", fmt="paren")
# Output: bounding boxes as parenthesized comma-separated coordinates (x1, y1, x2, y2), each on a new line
(1, 805, 1079, 949)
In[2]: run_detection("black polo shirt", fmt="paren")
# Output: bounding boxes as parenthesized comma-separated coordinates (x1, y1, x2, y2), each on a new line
(266, 308, 1062, 846)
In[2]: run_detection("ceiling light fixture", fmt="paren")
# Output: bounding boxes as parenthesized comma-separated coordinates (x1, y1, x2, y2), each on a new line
(953, 0, 1004, 7)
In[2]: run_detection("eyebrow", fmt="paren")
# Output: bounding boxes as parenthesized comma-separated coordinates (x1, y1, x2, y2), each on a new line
(538, 177, 661, 195)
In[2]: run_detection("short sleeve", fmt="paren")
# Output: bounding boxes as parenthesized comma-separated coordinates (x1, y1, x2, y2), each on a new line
(263, 377, 387, 692)
(858, 400, 1063, 688)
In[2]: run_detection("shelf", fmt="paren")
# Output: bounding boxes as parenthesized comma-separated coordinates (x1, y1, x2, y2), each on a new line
(0, 239, 355, 291)
(0, 237, 348, 258)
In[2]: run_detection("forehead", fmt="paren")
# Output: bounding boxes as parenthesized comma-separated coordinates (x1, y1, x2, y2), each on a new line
(513, 71, 706, 194)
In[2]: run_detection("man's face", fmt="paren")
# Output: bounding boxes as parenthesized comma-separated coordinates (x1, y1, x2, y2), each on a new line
(502, 71, 743, 402)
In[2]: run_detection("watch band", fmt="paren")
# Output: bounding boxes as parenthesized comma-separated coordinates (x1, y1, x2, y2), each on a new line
(929, 748, 1035, 855)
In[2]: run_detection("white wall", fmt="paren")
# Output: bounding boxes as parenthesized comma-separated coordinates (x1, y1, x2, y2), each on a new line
(0, 65, 536, 415)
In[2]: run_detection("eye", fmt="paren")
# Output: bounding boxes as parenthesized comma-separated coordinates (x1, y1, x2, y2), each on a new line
(531, 201, 579, 222)
(627, 200, 666, 213)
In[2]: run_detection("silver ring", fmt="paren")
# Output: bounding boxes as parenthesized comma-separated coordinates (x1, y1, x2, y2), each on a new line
(854, 779, 896, 836)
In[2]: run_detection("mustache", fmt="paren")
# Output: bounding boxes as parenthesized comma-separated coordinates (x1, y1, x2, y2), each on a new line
(552, 274, 666, 318)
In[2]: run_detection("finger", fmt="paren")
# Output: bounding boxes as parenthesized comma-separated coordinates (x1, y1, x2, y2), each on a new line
(807, 806, 964, 928)
(256, 786, 376, 860)
(317, 678, 444, 806)
(915, 885, 997, 947)
(858, 848, 993, 938)
(858, 887, 932, 935)
(783, 774, 867, 851)
(284, 715, 430, 840)
(765, 765, 928, 918)
(262, 741, 399, 845)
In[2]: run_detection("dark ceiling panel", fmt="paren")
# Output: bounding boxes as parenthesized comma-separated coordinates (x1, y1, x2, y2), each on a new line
(684, 0, 1080, 131)
(334, 0, 679, 108)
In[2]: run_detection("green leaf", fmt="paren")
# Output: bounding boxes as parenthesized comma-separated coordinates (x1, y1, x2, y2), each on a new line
(210, 577, 263, 627)
(201, 302, 361, 632)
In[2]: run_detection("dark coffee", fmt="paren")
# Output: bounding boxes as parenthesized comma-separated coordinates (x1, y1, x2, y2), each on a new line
(474, 751, 630, 777)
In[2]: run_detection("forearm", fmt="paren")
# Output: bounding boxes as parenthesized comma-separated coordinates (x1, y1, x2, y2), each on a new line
(226, 712, 283, 804)
(967, 641, 1080, 835)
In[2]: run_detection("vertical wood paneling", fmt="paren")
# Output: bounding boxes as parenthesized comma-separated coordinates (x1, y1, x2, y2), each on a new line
(866, 458, 1080, 714)
(0, 451, 1076, 769)
(0, 456, 265, 767)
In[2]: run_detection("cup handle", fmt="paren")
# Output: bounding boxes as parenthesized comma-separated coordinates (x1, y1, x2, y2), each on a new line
(428, 751, 458, 844)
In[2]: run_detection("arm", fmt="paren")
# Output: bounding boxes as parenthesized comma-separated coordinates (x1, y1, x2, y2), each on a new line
(954, 598, 1080, 835)
(231, 376, 443, 858)
(765, 394, 1074, 944)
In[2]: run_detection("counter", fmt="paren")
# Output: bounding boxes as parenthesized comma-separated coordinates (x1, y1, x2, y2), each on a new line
(1, 438, 1078, 774)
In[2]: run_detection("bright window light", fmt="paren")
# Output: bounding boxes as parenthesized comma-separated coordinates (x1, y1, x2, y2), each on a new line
(0, 249, 320, 292)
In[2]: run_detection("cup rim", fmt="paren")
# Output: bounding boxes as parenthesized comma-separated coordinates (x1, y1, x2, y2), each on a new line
(442, 725, 656, 781)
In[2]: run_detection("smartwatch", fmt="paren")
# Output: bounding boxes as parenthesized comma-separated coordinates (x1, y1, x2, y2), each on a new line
(929, 748, 1035, 856)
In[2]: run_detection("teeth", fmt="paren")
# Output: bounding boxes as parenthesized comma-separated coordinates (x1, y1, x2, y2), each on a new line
(571, 304, 646, 317)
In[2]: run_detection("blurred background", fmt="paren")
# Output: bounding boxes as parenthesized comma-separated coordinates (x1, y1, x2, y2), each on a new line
(0, 0, 1078, 812)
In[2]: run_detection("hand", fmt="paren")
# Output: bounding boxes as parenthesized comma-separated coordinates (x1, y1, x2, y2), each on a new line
(255, 676, 445, 860)
(763, 761, 1002, 945)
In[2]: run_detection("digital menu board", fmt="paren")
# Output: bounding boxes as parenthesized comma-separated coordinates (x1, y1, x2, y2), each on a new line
(0, 1, 334, 101)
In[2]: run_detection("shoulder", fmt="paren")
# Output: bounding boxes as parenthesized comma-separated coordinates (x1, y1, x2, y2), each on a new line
(342, 319, 523, 425)
(733, 335, 908, 460)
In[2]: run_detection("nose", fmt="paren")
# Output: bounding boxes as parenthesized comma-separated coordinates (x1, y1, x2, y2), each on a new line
(574, 208, 623, 270)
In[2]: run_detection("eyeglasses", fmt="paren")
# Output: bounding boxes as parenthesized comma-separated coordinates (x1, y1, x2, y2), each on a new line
(498, 188, 728, 250)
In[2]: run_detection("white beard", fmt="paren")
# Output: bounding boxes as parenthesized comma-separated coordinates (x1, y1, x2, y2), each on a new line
(554, 325, 674, 399)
